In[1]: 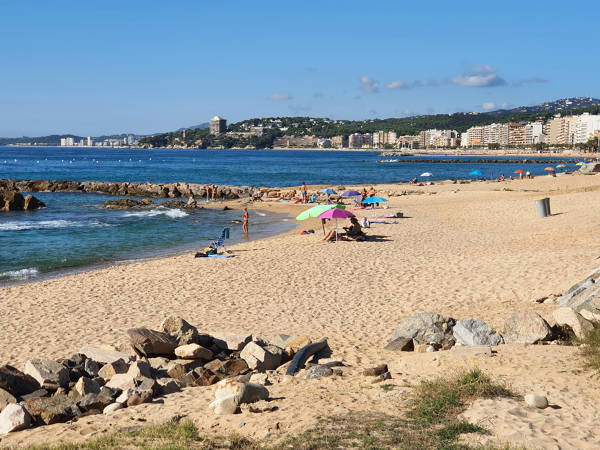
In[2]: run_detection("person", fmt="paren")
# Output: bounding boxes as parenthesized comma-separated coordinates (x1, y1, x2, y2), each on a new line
(369, 186, 376, 197)
(300, 181, 308, 203)
(526, 171, 531, 179)
(242, 208, 248, 234)
(211, 184, 217, 201)
(409, 177, 418, 185)
(204, 184, 210, 202)
(344, 217, 365, 240)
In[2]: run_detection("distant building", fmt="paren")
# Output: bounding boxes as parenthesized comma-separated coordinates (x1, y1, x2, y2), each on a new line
(331, 135, 348, 148)
(60, 137, 74, 146)
(210, 116, 227, 135)
(87, 136, 93, 146)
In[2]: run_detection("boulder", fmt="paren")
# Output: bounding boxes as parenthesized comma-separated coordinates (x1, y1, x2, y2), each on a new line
(363, 364, 389, 377)
(383, 337, 414, 352)
(552, 307, 594, 339)
(0, 190, 25, 211)
(159, 316, 202, 346)
(270, 334, 296, 349)
(166, 359, 203, 380)
(191, 368, 220, 387)
(79, 346, 134, 364)
(524, 394, 548, 409)
(214, 379, 269, 404)
(127, 361, 152, 379)
(391, 313, 456, 347)
(127, 328, 177, 357)
(174, 344, 213, 361)
(20, 389, 49, 401)
(372, 372, 392, 383)
(284, 336, 311, 354)
(214, 334, 252, 351)
(73, 377, 100, 397)
(240, 341, 281, 371)
(156, 378, 181, 396)
(103, 403, 124, 414)
(24, 359, 70, 390)
(79, 391, 114, 412)
(559, 282, 600, 322)
(98, 359, 129, 380)
(126, 390, 153, 407)
(503, 312, 553, 344)
(0, 403, 31, 435)
(249, 373, 270, 386)
(204, 359, 248, 378)
(0, 388, 17, 411)
(0, 365, 40, 397)
(83, 359, 100, 378)
(209, 394, 239, 415)
(306, 365, 333, 379)
(452, 318, 504, 346)
(23, 194, 45, 210)
(105, 373, 136, 391)
(23, 395, 81, 425)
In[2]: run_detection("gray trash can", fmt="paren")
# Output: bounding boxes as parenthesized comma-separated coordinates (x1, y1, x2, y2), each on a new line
(544, 197, 551, 216)
(536, 198, 548, 218)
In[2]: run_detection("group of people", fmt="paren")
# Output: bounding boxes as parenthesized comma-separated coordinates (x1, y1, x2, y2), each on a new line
(203, 184, 218, 202)
(322, 216, 366, 242)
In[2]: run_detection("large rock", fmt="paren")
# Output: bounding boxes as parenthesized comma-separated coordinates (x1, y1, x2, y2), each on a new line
(384, 337, 414, 352)
(214, 334, 252, 351)
(209, 379, 269, 414)
(240, 341, 282, 371)
(166, 359, 203, 380)
(127, 328, 177, 357)
(0, 403, 31, 435)
(159, 316, 201, 346)
(23, 194, 45, 210)
(79, 346, 135, 364)
(127, 361, 152, 379)
(23, 395, 81, 425)
(0, 387, 17, 411)
(0, 190, 25, 211)
(452, 318, 504, 346)
(174, 344, 213, 361)
(552, 307, 594, 339)
(204, 359, 248, 378)
(24, 359, 70, 390)
(73, 377, 100, 397)
(390, 313, 456, 347)
(0, 365, 40, 397)
(98, 359, 129, 380)
(503, 312, 553, 344)
(79, 391, 114, 412)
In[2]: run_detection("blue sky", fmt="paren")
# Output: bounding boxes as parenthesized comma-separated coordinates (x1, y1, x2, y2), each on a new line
(0, 0, 598, 136)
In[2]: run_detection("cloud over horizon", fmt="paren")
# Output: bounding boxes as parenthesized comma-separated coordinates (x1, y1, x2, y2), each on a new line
(360, 75, 379, 93)
(386, 80, 424, 90)
(449, 65, 506, 87)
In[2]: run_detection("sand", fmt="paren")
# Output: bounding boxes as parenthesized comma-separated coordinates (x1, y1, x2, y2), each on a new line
(1, 172, 600, 448)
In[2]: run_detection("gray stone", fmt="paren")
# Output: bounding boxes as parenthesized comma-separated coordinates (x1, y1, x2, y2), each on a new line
(240, 341, 281, 371)
(126, 390, 153, 407)
(503, 312, 553, 344)
(174, 344, 213, 361)
(79, 346, 134, 364)
(23, 395, 81, 425)
(214, 333, 252, 351)
(24, 359, 70, 390)
(306, 365, 333, 380)
(384, 337, 414, 352)
(73, 377, 100, 397)
(270, 334, 296, 349)
(166, 359, 203, 380)
(552, 307, 594, 339)
(127, 328, 177, 357)
(127, 360, 152, 379)
(98, 359, 129, 380)
(249, 373, 270, 385)
(391, 312, 456, 346)
(159, 316, 200, 346)
(156, 378, 181, 396)
(103, 402, 124, 414)
(524, 394, 548, 409)
(0, 387, 17, 411)
(371, 371, 392, 383)
(452, 318, 504, 346)
(0, 365, 40, 397)
(363, 364, 389, 376)
(20, 389, 49, 401)
(240, 400, 276, 413)
(214, 379, 269, 404)
(79, 391, 114, 411)
(0, 403, 31, 435)
(83, 359, 100, 378)
(557, 279, 595, 306)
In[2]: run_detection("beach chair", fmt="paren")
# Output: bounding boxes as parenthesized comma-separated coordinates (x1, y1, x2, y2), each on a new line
(309, 193, 317, 203)
(210, 227, 230, 253)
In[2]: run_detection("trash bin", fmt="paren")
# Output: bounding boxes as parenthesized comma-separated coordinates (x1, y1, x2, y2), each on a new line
(543, 197, 551, 216)
(535, 198, 549, 218)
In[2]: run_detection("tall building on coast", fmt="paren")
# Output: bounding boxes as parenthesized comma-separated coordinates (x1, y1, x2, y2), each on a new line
(210, 116, 227, 135)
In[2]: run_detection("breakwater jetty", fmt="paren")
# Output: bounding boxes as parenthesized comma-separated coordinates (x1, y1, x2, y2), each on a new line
(377, 157, 579, 164)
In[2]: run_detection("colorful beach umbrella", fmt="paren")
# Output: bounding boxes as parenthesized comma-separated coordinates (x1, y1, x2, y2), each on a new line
(296, 204, 345, 221)
(544, 167, 555, 171)
(341, 190, 361, 197)
(318, 188, 337, 195)
(514, 169, 525, 174)
(576, 162, 585, 166)
(420, 172, 433, 177)
(318, 208, 356, 242)
(362, 196, 388, 204)
(469, 170, 483, 176)
(556, 164, 566, 168)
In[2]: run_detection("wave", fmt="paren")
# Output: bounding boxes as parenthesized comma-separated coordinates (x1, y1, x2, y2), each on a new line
(0, 219, 108, 231)
(0, 268, 39, 280)
(121, 207, 188, 219)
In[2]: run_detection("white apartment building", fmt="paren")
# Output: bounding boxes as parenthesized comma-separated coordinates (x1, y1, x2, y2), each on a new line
(372, 131, 397, 148)
(60, 137, 75, 146)
(87, 136, 93, 146)
(574, 113, 600, 144)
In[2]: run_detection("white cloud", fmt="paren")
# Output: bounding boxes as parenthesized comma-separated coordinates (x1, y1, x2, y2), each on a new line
(387, 80, 409, 90)
(268, 93, 292, 101)
(360, 75, 379, 93)
(482, 102, 496, 111)
(450, 65, 506, 87)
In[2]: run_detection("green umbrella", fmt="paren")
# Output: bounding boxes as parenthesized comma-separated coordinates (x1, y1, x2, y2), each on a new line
(296, 204, 346, 235)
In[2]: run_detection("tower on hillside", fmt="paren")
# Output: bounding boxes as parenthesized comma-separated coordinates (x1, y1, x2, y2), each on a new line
(210, 116, 227, 135)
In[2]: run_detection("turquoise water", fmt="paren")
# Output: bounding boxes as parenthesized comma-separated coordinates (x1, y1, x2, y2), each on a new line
(0, 146, 583, 283)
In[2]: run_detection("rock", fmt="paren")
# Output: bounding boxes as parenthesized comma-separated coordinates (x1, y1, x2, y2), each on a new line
(240, 400, 276, 413)
(214, 379, 269, 405)
(159, 316, 201, 346)
(414, 342, 430, 353)
(452, 318, 504, 346)
(0, 190, 25, 211)
(284, 336, 311, 354)
(127, 390, 153, 407)
(371, 372, 392, 383)
(127, 328, 177, 357)
(240, 341, 281, 371)
(83, 359, 100, 378)
(249, 373, 270, 386)
(20, 389, 49, 401)
(192, 368, 220, 387)
(148, 357, 170, 372)
(103, 403, 123, 414)
(133, 377, 159, 396)
(209, 394, 239, 415)
(116, 388, 135, 404)
(166, 359, 203, 380)
(174, 344, 213, 361)
(391, 313, 456, 347)
(552, 307, 594, 339)
(524, 394, 548, 409)
(0, 388, 17, 411)
(363, 364, 388, 377)
(306, 365, 333, 380)
(269, 334, 296, 349)
(503, 312, 553, 344)
(98, 359, 129, 380)
(0, 365, 40, 397)
(204, 359, 249, 378)
(127, 361, 152, 379)
(79, 346, 134, 364)
(79, 391, 114, 411)
(384, 337, 414, 352)
(23, 194, 45, 210)
(0, 403, 31, 435)
(105, 373, 136, 391)
(23, 395, 81, 425)
(24, 359, 70, 390)
(156, 378, 181, 396)
(214, 334, 252, 351)
(73, 377, 100, 397)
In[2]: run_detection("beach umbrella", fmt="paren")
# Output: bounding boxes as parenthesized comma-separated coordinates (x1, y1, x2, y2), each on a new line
(576, 162, 585, 166)
(544, 167, 555, 171)
(420, 172, 433, 177)
(514, 169, 525, 174)
(362, 196, 388, 204)
(318, 188, 337, 195)
(296, 204, 345, 235)
(318, 208, 356, 241)
(341, 190, 361, 197)
(469, 170, 483, 176)
(556, 164, 566, 168)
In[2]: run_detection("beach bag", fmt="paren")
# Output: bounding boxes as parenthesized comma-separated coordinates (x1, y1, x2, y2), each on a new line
(361, 217, 370, 228)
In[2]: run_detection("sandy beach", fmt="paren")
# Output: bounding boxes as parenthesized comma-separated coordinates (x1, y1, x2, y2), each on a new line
(2, 172, 600, 448)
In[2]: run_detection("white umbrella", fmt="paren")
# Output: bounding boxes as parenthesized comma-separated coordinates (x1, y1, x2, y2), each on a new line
(420, 172, 433, 177)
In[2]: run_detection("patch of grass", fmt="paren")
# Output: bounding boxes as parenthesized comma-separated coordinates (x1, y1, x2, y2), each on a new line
(379, 383, 396, 392)
(578, 320, 600, 372)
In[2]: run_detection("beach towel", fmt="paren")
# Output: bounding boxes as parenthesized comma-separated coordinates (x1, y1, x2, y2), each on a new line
(207, 254, 234, 258)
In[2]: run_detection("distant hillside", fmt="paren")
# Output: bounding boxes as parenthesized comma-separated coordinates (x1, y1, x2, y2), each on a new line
(0, 133, 146, 146)
(483, 97, 600, 118)
(176, 122, 209, 132)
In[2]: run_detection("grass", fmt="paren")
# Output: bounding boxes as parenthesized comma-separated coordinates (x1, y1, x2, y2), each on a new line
(578, 320, 600, 373)
(26, 368, 519, 450)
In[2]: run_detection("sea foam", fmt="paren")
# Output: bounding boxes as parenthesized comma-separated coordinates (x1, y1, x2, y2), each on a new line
(0, 219, 107, 231)
(121, 207, 188, 219)
(0, 268, 39, 280)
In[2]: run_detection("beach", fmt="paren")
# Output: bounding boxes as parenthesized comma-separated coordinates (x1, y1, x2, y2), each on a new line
(2, 172, 600, 448)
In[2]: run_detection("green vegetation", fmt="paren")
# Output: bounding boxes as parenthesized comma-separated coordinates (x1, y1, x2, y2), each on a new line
(29, 369, 520, 450)
(578, 320, 600, 373)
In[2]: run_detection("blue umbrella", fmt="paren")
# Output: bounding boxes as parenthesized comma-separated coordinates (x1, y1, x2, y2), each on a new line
(362, 196, 388, 204)
(341, 190, 360, 197)
(469, 170, 483, 176)
(318, 188, 337, 195)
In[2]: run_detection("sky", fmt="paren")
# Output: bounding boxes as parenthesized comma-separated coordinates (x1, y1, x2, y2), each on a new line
(0, 0, 599, 137)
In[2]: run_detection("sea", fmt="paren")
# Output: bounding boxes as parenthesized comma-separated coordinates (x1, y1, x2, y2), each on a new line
(0, 146, 583, 284)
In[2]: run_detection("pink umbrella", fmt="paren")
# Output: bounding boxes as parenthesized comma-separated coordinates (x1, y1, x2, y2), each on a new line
(318, 209, 356, 241)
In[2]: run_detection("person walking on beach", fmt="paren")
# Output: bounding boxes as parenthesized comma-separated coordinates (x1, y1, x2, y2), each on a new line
(242, 208, 249, 234)
(300, 181, 308, 203)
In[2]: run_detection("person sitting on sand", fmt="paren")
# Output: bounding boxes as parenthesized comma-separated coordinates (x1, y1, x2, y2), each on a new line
(323, 217, 365, 242)
(409, 177, 417, 185)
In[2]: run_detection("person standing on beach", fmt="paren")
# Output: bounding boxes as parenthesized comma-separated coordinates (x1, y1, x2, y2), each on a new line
(300, 181, 308, 203)
(211, 184, 217, 201)
(242, 208, 249, 234)
(205, 184, 210, 202)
